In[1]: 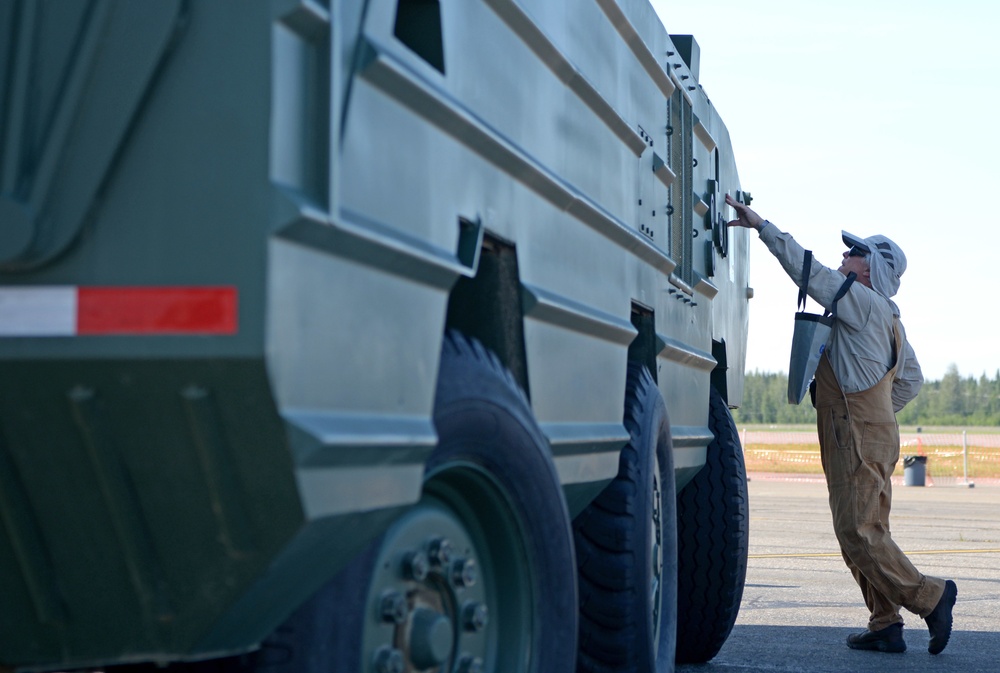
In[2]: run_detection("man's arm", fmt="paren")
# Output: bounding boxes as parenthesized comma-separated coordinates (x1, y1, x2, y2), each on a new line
(724, 194, 871, 325)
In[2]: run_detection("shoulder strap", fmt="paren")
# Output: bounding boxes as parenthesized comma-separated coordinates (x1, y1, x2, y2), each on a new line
(797, 251, 812, 311)
(826, 272, 857, 319)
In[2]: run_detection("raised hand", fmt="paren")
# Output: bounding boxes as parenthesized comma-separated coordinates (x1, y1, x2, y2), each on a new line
(725, 193, 763, 231)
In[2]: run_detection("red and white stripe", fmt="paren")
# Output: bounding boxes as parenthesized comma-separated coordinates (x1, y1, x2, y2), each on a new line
(0, 286, 238, 336)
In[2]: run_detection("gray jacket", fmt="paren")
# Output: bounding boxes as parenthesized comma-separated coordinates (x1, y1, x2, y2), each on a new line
(759, 221, 922, 411)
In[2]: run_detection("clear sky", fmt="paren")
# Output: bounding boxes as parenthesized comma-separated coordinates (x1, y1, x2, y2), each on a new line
(649, 0, 1000, 382)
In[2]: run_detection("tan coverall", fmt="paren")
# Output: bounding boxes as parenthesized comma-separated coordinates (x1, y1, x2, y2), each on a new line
(814, 319, 946, 632)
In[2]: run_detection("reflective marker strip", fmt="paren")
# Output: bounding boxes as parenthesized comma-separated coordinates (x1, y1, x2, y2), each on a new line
(0, 287, 76, 336)
(0, 287, 238, 336)
(77, 287, 238, 335)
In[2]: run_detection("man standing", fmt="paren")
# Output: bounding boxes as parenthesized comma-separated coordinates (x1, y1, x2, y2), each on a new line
(725, 193, 957, 655)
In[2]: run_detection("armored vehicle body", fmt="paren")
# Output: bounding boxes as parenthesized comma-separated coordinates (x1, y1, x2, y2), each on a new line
(0, 1, 752, 671)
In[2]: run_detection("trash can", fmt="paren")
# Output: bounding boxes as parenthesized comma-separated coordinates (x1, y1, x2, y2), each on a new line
(903, 455, 927, 486)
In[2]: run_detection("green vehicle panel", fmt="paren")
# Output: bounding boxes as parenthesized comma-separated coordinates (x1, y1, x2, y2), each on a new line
(0, 0, 751, 670)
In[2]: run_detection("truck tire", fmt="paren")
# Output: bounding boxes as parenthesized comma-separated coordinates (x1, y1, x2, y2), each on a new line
(259, 330, 578, 673)
(573, 363, 677, 673)
(117, 332, 577, 673)
(674, 386, 749, 664)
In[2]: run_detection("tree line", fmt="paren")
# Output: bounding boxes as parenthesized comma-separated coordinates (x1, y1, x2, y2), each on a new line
(733, 365, 1000, 426)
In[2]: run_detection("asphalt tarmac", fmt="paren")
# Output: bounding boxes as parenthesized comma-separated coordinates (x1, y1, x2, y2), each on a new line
(677, 476, 1000, 673)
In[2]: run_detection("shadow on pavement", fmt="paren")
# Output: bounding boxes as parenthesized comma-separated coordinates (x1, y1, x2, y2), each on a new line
(678, 624, 998, 673)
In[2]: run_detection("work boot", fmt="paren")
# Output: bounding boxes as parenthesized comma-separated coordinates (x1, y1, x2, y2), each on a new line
(846, 623, 906, 653)
(925, 580, 958, 655)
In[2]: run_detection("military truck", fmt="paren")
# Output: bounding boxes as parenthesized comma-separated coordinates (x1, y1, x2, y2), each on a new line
(0, 1, 752, 672)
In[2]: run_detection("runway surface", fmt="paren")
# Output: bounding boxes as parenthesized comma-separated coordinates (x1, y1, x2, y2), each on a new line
(677, 477, 1000, 672)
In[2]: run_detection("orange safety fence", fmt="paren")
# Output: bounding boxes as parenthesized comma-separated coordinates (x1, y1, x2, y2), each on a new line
(739, 429, 1000, 486)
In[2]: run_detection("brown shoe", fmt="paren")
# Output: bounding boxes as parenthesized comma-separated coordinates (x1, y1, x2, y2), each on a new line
(846, 623, 906, 653)
(925, 580, 957, 655)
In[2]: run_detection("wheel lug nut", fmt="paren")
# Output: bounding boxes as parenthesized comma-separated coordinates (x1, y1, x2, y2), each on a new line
(403, 550, 429, 581)
(451, 557, 477, 588)
(379, 590, 408, 625)
(409, 608, 454, 669)
(457, 654, 484, 673)
(373, 646, 405, 673)
(462, 602, 489, 632)
(428, 537, 452, 567)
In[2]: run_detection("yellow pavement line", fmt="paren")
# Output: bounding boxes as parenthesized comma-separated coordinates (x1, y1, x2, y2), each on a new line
(750, 548, 1000, 559)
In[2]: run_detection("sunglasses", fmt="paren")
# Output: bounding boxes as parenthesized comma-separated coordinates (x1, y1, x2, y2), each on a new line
(847, 245, 868, 258)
